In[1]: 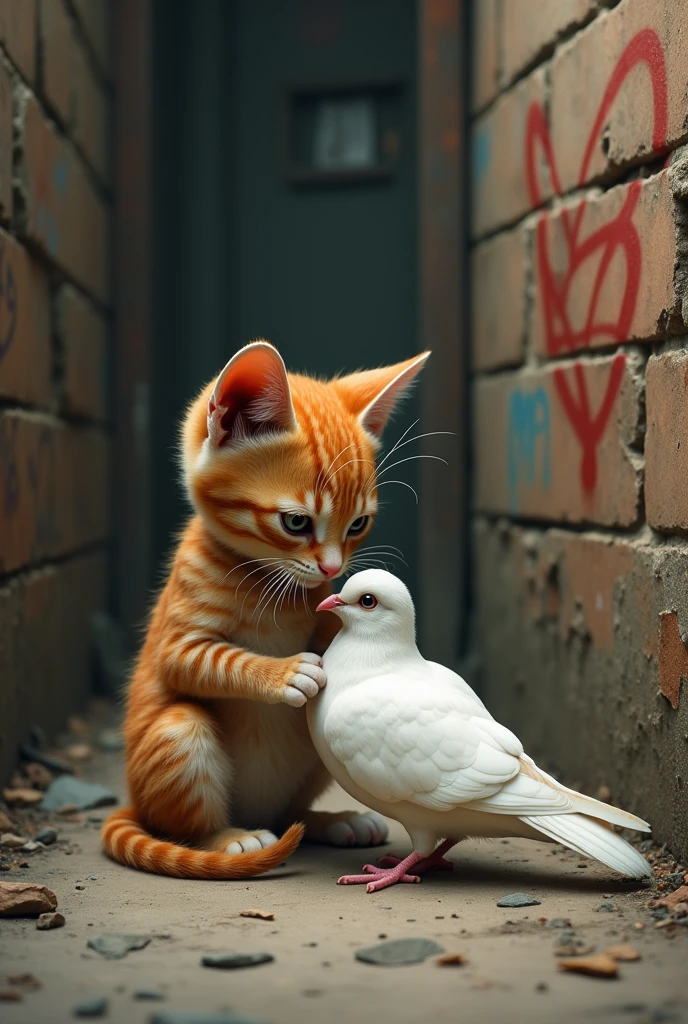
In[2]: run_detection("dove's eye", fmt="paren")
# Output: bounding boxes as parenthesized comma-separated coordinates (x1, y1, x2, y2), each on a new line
(280, 513, 312, 535)
(348, 515, 369, 535)
(358, 593, 377, 610)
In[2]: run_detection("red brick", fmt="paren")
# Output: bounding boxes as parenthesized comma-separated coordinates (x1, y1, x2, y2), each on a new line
(38, 0, 71, 123)
(472, 0, 499, 113)
(57, 284, 108, 419)
(0, 0, 37, 81)
(473, 356, 642, 526)
(472, 66, 550, 239)
(658, 611, 688, 709)
(0, 228, 50, 406)
(532, 171, 678, 358)
(645, 350, 688, 532)
(501, 0, 599, 85)
(17, 95, 110, 303)
(0, 57, 12, 220)
(0, 551, 107, 781)
(550, 0, 688, 192)
(71, 0, 111, 78)
(71, 36, 110, 182)
(0, 412, 109, 573)
(472, 225, 528, 371)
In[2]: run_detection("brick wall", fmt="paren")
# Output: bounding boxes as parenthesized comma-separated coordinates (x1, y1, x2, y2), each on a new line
(471, 0, 688, 859)
(0, 0, 111, 781)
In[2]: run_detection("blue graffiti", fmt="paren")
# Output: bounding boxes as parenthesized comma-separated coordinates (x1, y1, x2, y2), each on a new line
(53, 157, 68, 195)
(508, 386, 551, 511)
(472, 127, 491, 182)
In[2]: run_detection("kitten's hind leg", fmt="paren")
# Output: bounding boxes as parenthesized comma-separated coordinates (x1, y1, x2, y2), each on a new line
(129, 702, 232, 842)
(301, 809, 389, 848)
(285, 763, 389, 848)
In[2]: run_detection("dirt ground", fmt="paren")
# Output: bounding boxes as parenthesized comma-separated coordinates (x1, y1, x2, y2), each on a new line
(1, 716, 687, 1024)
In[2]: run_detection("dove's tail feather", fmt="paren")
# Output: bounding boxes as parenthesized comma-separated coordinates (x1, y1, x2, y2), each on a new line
(519, 812, 652, 879)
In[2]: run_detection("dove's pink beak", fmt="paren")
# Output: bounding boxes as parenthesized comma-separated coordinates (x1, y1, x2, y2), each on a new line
(316, 594, 345, 613)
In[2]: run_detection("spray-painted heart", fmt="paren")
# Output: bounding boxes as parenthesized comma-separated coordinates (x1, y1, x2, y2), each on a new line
(523, 28, 668, 493)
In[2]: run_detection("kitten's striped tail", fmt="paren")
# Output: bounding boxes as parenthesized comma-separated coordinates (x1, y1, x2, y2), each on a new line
(102, 808, 304, 879)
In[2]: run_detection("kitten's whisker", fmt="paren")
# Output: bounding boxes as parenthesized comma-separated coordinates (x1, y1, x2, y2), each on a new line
(363, 427, 452, 492)
(243, 566, 285, 620)
(322, 457, 371, 489)
(375, 479, 419, 503)
(372, 453, 448, 489)
(352, 548, 408, 567)
(318, 442, 359, 491)
(233, 559, 285, 596)
(221, 556, 282, 587)
(374, 418, 419, 473)
(253, 569, 290, 627)
(273, 571, 296, 629)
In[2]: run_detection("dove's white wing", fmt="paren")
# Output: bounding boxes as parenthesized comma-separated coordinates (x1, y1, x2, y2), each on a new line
(425, 661, 492, 716)
(323, 675, 523, 811)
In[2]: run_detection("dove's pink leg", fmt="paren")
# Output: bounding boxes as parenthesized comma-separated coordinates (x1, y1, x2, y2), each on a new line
(376, 839, 455, 873)
(337, 851, 422, 893)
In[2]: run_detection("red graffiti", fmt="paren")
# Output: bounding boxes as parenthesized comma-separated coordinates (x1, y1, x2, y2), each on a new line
(524, 28, 668, 494)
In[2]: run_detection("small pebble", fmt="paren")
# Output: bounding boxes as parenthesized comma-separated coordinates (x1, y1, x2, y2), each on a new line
(597, 902, 614, 912)
(134, 989, 164, 1001)
(497, 893, 541, 908)
(356, 938, 445, 966)
(88, 876, 97, 881)
(0, 990, 23, 1002)
(76, 884, 86, 891)
(37, 912, 66, 930)
(201, 952, 273, 969)
(536, 982, 548, 992)
(74, 996, 108, 1018)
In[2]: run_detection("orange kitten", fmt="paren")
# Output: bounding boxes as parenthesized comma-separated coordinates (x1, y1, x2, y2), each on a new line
(103, 341, 428, 878)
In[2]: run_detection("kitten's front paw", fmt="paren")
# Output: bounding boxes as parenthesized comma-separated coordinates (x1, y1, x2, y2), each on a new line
(282, 652, 326, 707)
(325, 812, 389, 847)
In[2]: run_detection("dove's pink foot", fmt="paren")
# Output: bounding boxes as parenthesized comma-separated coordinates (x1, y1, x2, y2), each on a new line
(376, 839, 455, 874)
(337, 851, 422, 893)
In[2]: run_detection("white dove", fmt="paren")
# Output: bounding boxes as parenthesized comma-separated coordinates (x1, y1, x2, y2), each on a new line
(307, 569, 652, 894)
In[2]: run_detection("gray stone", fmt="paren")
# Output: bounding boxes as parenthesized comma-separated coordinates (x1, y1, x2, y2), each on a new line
(41, 777, 117, 812)
(87, 934, 150, 959)
(133, 989, 164, 1001)
(34, 828, 57, 846)
(496, 893, 542, 908)
(546, 917, 572, 929)
(597, 901, 614, 912)
(150, 1014, 265, 1024)
(37, 912, 65, 930)
(355, 937, 445, 966)
(201, 952, 273, 969)
(74, 996, 108, 1017)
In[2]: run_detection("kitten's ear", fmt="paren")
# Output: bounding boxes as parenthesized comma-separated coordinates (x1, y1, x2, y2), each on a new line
(334, 352, 430, 438)
(207, 341, 297, 446)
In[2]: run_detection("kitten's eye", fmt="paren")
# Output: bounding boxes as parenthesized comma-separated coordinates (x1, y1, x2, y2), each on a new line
(281, 512, 312, 535)
(358, 593, 377, 610)
(348, 515, 369, 535)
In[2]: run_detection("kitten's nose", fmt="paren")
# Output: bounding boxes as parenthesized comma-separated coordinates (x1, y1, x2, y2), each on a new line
(318, 560, 341, 579)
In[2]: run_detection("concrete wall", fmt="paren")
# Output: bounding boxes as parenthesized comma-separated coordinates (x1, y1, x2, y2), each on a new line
(470, 0, 688, 859)
(0, 0, 111, 780)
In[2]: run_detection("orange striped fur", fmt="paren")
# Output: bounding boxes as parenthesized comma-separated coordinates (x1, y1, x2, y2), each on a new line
(103, 341, 428, 879)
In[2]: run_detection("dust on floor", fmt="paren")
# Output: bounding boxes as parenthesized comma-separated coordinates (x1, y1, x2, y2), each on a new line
(0, 708, 686, 1024)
